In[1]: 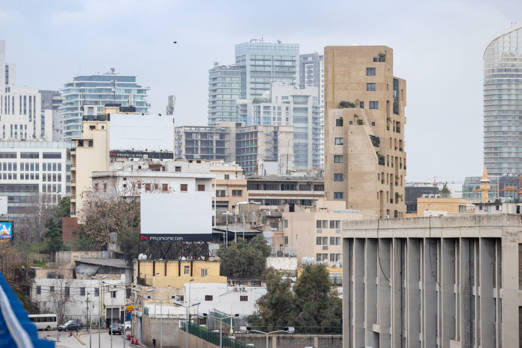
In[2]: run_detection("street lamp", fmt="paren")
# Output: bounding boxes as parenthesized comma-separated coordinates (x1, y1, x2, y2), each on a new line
(91, 275, 106, 348)
(222, 211, 233, 246)
(203, 311, 239, 348)
(249, 327, 295, 348)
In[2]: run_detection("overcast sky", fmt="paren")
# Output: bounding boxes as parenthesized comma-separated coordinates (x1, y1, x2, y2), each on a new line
(1, 0, 520, 183)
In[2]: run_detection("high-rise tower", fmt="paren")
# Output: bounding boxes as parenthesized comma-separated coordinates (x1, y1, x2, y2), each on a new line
(483, 25, 522, 176)
(324, 46, 407, 218)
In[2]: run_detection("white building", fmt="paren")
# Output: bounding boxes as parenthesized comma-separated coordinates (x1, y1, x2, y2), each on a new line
(0, 40, 51, 140)
(0, 141, 71, 220)
(184, 283, 266, 317)
(237, 82, 321, 170)
(31, 278, 127, 326)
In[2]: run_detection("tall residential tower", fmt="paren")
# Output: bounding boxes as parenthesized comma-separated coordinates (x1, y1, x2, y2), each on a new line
(324, 46, 407, 218)
(208, 63, 243, 125)
(483, 25, 522, 176)
(60, 71, 149, 140)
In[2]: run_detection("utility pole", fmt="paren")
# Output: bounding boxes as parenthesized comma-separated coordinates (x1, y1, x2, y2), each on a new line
(87, 294, 92, 348)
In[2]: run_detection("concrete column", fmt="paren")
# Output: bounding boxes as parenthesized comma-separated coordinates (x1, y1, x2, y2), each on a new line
(342, 238, 353, 348)
(422, 238, 438, 346)
(501, 233, 518, 346)
(479, 238, 495, 347)
(377, 239, 391, 347)
(352, 238, 365, 348)
(495, 240, 502, 347)
(458, 238, 472, 347)
(391, 238, 404, 348)
(406, 238, 421, 348)
(440, 238, 456, 348)
(365, 239, 378, 347)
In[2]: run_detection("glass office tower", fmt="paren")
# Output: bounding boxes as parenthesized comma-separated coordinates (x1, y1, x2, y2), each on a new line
(235, 39, 299, 99)
(60, 72, 149, 140)
(208, 64, 243, 125)
(483, 25, 522, 175)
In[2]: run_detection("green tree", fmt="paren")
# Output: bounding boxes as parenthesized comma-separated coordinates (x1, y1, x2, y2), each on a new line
(250, 268, 295, 330)
(218, 234, 270, 279)
(43, 218, 64, 253)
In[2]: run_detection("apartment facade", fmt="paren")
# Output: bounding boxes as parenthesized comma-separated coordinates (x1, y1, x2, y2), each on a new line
(246, 175, 324, 207)
(60, 71, 149, 140)
(174, 125, 232, 162)
(70, 113, 110, 219)
(341, 215, 522, 348)
(208, 63, 244, 125)
(483, 25, 522, 176)
(40, 90, 64, 141)
(0, 141, 70, 222)
(282, 200, 362, 267)
(300, 52, 324, 168)
(324, 46, 407, 218)
(237, 82, 322, 170)
(235, 39, 299, 99)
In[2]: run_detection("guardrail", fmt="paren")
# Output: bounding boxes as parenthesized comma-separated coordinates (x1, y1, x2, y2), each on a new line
(0, 272, 54, 348)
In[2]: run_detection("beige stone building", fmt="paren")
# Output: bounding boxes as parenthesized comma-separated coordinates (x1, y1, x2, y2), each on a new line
(70, 110, 110, 220)
(211, 161, 247, 214)
(341, 214, 522, 348)
(324, 46, 407, 218)
(282, 199, 362, 267)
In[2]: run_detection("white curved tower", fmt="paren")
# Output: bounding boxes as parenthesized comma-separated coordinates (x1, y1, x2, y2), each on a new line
(483, 25, 522, 176)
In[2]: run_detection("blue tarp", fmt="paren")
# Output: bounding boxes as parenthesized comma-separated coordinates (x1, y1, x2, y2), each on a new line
(0, 272, 54, 348)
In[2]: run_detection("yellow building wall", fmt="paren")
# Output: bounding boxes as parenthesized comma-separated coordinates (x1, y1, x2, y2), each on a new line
(138, 261, 226, 288)
(416, 197, 469, 216)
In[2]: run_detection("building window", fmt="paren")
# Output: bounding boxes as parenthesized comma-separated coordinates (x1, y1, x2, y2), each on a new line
(330, 220, 340, 229)
(366, 83, 376, 91)
(198, 184, 205, 192)
(284, 236, 288, 244)
(154, 183, 159, 191)
(216, 190, 226, 197)
(224, 174, 230, 180)
(335, 137, 344, 145)
(162, 184, 169, 192)
(334, 192, 344, 200)
(334, 173, 344, 182)
(175, 166, 181, 172)
(284, 219, 288, 228)
(80, 287, 85, 296)
(359, 101, 364, 108)
(50, 286, 54, 293)
(205, 295, 213, 301)
(316, 237, 322, 245)
(36, 286, 41, 295)
(183, 265, 190, 274)
(88, 140, 93, 147)
(333, 155, 344, 163)
(111, 291, 116, 298)
(232, 189, 242, 196)
(335, 118, 343, 127)
(369, 101, 379, 109)
(201, 268, 208, 277)
(240, 295, 248, 302)
(366, 67, 376, 76)
(95, 288, 99, 297)
(145, 183, 151, 192)
(180, 184, 188, 192)
(103, 183, 107, 192)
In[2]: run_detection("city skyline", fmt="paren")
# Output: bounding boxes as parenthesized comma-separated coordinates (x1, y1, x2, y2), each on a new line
(1, 0, 521, 182)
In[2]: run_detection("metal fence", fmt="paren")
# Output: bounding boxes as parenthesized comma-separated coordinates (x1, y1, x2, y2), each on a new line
(180, 321, 249, 348)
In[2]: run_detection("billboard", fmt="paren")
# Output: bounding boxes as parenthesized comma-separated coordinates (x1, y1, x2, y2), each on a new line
(0, 221, 13, 240)
(110, 114, 174, 152)
(140, 192, 212, 241)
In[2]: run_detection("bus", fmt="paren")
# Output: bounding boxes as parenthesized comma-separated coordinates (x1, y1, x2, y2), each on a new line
(28, 314, 57, 331)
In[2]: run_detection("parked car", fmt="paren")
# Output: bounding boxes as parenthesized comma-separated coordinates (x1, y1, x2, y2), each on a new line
(58, 320, 81, 332)
(109, 323, 124, 335)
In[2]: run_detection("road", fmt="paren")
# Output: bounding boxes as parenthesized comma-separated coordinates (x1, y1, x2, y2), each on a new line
(38, 330, 148, 348)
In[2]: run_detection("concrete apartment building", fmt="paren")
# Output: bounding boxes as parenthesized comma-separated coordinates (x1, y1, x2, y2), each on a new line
(324, 46, 407, 218)
(70, 110, 110, 219)
(282, 199, 362, 266)
(246, 175, 324, 207)
(0, 141, 70, 221)
(341, 215, 522, 348)
(237, 82, 322, 171)
(208, 63, 243, 125)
